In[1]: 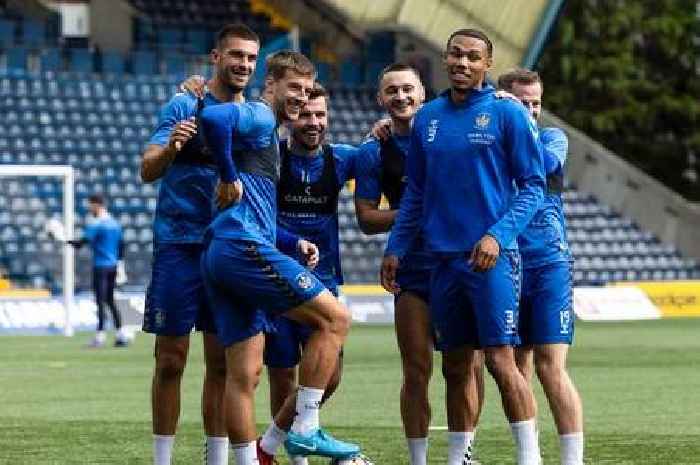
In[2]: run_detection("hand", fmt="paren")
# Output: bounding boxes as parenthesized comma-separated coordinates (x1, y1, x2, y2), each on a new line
(370, 118, 393, 141)
(216, 180, 243, 209)
(179, 75, 206, 99)
(168, 117, 197, 152)
(469, 234, 500, 272)
(380, 255, 401, 294)
(297, 240, 319, 269)
(494, 90, 519, 102)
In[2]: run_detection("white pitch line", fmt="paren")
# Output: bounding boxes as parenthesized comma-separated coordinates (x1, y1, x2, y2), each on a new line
(428, 426, 448, 431)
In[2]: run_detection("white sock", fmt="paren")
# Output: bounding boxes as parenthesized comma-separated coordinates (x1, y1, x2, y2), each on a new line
(465, 431, 476, 461)
(117, 327, 129, 341)
(406, 437, 428, 465)
(290, 456, 309, 465)
(559, 432, 584, 465)
(510, 419, 541, 465)
(260, 421, 287, 455)
(153, 434, 174, 465)
(447, 432, 467, 465)
(230, 441, 258, 465)
(206, 436, 229, 465)
(290, 386, 324, 435)
(95, 331, 106, 343)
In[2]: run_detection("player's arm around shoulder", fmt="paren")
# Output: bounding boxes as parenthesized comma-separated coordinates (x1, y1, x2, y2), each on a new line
(140, 93, 197, 183)
(330, 142, 362, 182)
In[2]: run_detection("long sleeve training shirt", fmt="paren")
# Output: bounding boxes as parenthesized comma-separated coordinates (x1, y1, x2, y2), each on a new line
(386, 86, 545, 257)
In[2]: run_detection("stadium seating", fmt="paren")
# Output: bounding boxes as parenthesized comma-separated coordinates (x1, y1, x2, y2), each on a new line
(0, 70, 698, 292)
(129, 0, 285, 52)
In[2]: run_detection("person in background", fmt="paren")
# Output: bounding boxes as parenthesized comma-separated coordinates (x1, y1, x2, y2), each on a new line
(69, 194, 128, 348)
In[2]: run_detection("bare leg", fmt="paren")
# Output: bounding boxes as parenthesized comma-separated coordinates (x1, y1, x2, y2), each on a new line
(394, 292, 433, 439)
(224, 333, 265, 442)
(534, 344, 583, 434)
(273, 290, 350, 430)
(152, 335, 190, 435)
(202, 332, 227, 436)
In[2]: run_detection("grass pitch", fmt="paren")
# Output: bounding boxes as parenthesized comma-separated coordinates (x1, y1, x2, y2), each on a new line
(1, 319, 699, 464)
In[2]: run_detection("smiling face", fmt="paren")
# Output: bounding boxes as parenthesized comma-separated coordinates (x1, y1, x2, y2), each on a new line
(291, 95, 327, 150)
(270, 69, 315, 122)
(443, 34, 492, 93)
(212, 36, 259, 93)
(510, 81, 543, 120)
(377, 69, 424, 122)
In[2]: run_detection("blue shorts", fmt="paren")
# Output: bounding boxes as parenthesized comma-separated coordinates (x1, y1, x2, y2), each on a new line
(519, 261, 574, 345)
(143, 243, 215, 336)
(430, 250, 521, 350)
(396, 266, 431, 303)
(201, 237, 326, 348)
(264, 280, 338, 368)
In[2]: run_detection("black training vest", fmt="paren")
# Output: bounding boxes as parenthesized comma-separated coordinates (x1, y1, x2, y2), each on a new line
(173, 98, 216, 167)
(277, 143, 339, 214)
(379, 137, 407, 209)
(231, 100, 280, 183)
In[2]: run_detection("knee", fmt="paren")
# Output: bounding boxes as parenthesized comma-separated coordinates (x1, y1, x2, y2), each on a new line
(403, 357, 431, 389)
(484, 350, 516, 383)
(534, 356, 564, 384)
(155, 350, 187, 382)
(205, 356, 227, 383)
(270, 367, 296, 393)
(334, 307, 351, 338)
(441, 359, 467, 386)
(322, 306, 350, 340)
(228, 360, 263, 393)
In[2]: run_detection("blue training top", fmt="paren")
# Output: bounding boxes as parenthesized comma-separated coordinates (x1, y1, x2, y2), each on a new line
(83, 214, 123, 268)
(148, 92, 221, 244)
(199, 100, 282, 245)
(356, 134, 434, 270)
(276, 142, 359, 288)
(518, 127, 571, 269)
(386, 86, 546, 257)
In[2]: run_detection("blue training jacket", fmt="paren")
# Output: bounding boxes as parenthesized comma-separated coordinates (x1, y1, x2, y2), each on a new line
(199, 100, 298, 250)
(386, 86, 546, 257)
(518, 127, 571, 269)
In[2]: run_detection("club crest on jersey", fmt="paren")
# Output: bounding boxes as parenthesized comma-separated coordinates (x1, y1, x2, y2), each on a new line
(296, 272, 313, 290)
(474, 112, 491, 130)
(427, 119, 439, 142)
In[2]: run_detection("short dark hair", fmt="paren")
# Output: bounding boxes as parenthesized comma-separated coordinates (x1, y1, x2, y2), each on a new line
(88, 194, 104, 205)
(446, 29, 493, 57)
(216, 23, 260, 49)
(377, 62, 422, 87)
(308, 82, 327, 101)
(265, 50, 315, 80)
(497, 68, 542, 92)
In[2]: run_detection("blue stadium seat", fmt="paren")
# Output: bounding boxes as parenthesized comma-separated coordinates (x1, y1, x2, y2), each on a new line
(22, 19, 45, 46)
(185, 27, 209, 54)
(100, 50, 125, 74)
(340, 59, 363, 86)
(6, 47, 28, 73)
(157, 26, 183, 46)
(69, 49, 93, 73)
(0, 19, 15, 46)
(40, 48, 62, 72)
(131, 51, 158, 74)
(163, 53, 185, 77)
